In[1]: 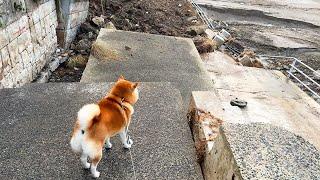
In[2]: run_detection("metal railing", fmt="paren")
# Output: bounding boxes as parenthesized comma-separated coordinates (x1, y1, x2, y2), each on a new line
(189, 0, 215, 30)
(259, 55, 320, 100)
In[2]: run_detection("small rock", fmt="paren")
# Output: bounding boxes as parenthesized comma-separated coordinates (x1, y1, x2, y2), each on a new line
(75, 39, 92, 51)
(59, 56, 68, 64)
(67, 55, 88, 68)
(125, 19, 133, 29)
(48, 59, 60, 72)
(178, 4, 182, 7)
(105, 22, 116, 30)
(193, 36, 216, 54)
(88, 32, 95, 39)
(283, 65, 290, 70)
(35, 71, 50, 83)
(186, 25, 207, 36)
(61, 53, 69, 57)
(92, 16, 105, 27)
(186, 16, 197, 22)
(70, 43, 76, 50)
(239, 55, 253, 67)
(56, 48, 61, 53)
(313, 70, 320, 80)
(125, 46, 131, 51)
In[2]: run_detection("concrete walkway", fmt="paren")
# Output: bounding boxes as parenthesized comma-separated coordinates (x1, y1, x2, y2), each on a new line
(0, 83, 202, 179)
(81, 29, 214, 107)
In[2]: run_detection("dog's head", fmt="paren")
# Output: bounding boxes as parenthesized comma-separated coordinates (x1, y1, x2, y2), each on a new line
(110, 75, 139, 105)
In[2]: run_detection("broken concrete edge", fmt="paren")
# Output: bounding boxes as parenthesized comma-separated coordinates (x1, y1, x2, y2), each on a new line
(188, 91, 243, 180)
(188, 90, 224, 159)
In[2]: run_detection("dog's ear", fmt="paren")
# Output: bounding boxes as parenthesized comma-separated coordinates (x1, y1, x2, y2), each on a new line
(118, 75, 125, 81)
(133, 82, 139, 88)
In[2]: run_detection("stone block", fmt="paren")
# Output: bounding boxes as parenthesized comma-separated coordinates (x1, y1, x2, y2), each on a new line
(49, 10, 57, 27)
(1, 46, 10, 69)
(19, 15, 29, 33)
(32, 7, 41, 24)
(48, 0, 56, 12)
(40, 19, 46, 37)
(38, 3, 47, 20)
(33, 21, 43, 41)
(17, 31, 32, 53)
(70, 2, 81, 13)
(33, 43, 41, 60)
(6, 20, 21, 41)
(21, 50, 30, 68)
(67, 12, 79, 29)
(0, 52, 2, 80)
(7, 39, 19, 65)
(43, 1, 52, 17)
(48, 58, 59, 72)
(0, 29, 9, 49)
(44, 15, 51, 35)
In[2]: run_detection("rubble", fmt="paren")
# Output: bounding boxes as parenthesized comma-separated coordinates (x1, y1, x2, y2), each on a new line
(186, 25, 207, 36)
(193, 36, 216, 54)
(92, 16, 105, 27)
(67, 55, 88, 68)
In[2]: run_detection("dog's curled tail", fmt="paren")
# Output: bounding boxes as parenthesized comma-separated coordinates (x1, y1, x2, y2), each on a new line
(78, 103, 100, 130)
(70, 104, 100, 153)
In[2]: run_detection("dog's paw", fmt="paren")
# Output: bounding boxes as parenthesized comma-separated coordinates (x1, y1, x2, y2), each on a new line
(92, 171, 100, 178)
(105, 142, 112, 149)
(124, 139, 133, 149)
(83, 162, 90, 169)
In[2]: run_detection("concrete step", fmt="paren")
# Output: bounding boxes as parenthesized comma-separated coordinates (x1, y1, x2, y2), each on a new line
(190, 51, 320, 179)
(0, 83, 202, 179)
(190, 90, 320, 180)
(81, 29, 214, 107)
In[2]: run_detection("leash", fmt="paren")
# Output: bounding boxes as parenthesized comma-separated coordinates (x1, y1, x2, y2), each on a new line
(125, 126, 137, 180)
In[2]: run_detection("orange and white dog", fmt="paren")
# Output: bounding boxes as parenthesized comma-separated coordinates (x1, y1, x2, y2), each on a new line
(70, 76, 139, 178)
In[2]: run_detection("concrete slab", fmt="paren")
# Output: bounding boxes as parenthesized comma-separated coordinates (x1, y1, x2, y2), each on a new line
(204, 51, 312, 99)
(189, 90, 320, 179)
(81, 29, 213, 106)
(0, 83, 202, 179)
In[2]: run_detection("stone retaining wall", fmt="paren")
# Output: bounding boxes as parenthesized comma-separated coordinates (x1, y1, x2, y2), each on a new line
(0, 0, 89, 88)
(0, 0, 57, 88)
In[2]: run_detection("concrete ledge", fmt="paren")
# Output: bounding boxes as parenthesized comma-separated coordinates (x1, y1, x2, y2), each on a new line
(189, 90, 320, 179)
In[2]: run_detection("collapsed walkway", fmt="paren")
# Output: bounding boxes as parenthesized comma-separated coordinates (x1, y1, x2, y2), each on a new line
(0, 29, 319, 179)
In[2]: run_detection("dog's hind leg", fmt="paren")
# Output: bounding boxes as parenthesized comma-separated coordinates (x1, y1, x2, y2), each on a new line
(105, 137, 112, 149)
(80, 153, 90, 169)
(119, 130, 133, 149)
(90, 150, 102, 178)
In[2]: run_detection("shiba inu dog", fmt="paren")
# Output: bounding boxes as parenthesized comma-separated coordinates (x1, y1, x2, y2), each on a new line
(70, 76, 139, 178)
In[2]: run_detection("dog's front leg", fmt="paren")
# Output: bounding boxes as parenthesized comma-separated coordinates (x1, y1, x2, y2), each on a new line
(119, 130, 133, 149)
(105, 137, 112, 149)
